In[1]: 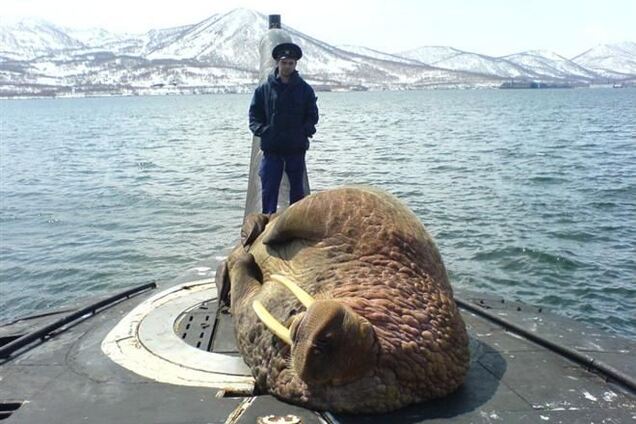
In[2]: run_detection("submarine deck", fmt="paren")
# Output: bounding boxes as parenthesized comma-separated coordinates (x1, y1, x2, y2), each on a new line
(1, 257, 634, 424)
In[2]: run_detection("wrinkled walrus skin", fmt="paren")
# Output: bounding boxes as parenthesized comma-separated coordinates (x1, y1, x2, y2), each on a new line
(224, 186, 469, 414)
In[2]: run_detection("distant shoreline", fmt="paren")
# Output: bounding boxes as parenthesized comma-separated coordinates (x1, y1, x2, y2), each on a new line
(2, 83, 634, 100)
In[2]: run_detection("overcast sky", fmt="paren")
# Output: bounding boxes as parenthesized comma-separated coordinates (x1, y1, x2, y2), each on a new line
(2, 0, 635, 57)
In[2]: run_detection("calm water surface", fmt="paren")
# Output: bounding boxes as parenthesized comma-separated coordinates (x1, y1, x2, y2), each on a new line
(1, 89, 635, 338)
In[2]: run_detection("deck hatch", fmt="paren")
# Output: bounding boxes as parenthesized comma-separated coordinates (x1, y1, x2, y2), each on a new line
(176, 301, 217, 351)
(102, 279, 253, 391)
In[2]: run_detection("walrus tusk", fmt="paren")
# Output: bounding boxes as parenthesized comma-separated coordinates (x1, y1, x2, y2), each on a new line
(253, 275, 314, 344)
(270, 274, 315, 308)
(253, 300, 292, 345)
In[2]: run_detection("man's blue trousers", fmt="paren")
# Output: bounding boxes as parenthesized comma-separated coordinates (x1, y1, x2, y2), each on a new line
(259, 151, 306, 214)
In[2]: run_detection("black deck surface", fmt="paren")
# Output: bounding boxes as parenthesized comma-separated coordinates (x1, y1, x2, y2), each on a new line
(1, 260, 634, 423)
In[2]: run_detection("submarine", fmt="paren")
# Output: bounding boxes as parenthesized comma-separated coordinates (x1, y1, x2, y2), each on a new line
(0, 14, 634, 424)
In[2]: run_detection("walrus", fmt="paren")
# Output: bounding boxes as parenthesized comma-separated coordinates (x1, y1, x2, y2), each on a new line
(219, 186, 469, 413)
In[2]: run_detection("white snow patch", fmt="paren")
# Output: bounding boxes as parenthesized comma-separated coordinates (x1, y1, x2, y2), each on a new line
(583, 391, 598, 402)
(479, 410, 501, 421)
(602, 391, 618, 402)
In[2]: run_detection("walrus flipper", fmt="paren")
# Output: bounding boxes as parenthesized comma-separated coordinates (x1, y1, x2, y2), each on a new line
(241, 213, 270, 248)
(215, 260, 231, 308)
(263, 197, 328, 245)
(229, 252, 263, 313)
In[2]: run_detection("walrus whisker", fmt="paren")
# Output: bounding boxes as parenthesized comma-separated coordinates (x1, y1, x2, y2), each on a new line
(252, 300, 292, 345)
(270, 274, 315, 307)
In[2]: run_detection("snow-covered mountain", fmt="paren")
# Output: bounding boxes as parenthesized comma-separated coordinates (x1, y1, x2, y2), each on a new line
(396, 44, 636, 83)
(0, 18, 85, 60)
(0, 9, 500, 97)
(143, 12, 258, 67)
(572, 42, 636, 78)
(435, 52, 532, 78)
(397, 46, 610, 81)
(503, 50, 599, 81)
(64, 27, 134, 49)
(397, 46, 464, 64)
(0, 9, 634, 97)
(400, 47, 532, 79)
(338, 45, 424, 65)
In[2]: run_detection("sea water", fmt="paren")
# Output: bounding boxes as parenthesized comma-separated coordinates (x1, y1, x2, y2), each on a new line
(1, 89, 634, 338)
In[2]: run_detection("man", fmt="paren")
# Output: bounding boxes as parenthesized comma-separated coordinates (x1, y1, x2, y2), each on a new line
(249, 42, 319, 214)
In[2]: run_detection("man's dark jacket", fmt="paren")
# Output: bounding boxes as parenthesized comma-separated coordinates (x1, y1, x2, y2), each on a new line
(249, 70, 319, 153)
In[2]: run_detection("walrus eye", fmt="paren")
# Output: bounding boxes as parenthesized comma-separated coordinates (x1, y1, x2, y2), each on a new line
(312, 336, 330, 354)
(312, 342, 326, 355)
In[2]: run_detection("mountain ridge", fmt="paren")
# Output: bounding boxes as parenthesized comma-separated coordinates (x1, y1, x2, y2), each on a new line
(1, 8, 634, 97)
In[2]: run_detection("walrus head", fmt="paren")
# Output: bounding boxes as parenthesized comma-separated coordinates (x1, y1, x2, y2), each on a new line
(253, 275, 378, 386)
